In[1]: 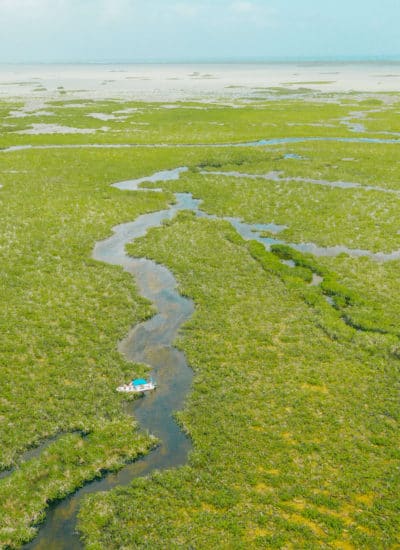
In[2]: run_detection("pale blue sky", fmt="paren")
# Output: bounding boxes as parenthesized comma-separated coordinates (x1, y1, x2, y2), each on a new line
(0, 0, 399, 63)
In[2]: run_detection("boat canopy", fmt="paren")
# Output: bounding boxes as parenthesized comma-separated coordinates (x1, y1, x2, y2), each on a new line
(132, 378, 147, 386)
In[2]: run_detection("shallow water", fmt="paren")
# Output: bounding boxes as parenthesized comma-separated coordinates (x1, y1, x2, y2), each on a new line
(25, 195, 196, 549)
(113, 167, 188, 192)
(310, 273, 324, 287)
(16, 124, 100, 135)
(339, 111, 368, 134)
(281, 259, 296, 268)
(284, 153, 304, 159)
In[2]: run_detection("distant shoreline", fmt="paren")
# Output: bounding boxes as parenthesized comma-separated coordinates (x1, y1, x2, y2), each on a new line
(1, 62, 400, 100)
(1, 58, 400, 66)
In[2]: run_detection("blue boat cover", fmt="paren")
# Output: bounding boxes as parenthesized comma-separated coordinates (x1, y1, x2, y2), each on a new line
(132, 378, 147, 386)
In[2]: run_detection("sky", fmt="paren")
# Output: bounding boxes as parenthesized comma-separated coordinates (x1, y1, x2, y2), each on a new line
(0, 0, 399, 63)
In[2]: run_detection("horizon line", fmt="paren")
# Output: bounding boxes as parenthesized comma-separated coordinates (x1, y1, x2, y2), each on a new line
(1, 55, 400, 66)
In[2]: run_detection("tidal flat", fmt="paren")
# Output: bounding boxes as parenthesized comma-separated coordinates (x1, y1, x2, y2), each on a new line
(0, 85, 399, 549)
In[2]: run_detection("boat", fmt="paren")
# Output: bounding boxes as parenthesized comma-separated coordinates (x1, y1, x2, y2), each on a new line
(116, 377, 157, 393)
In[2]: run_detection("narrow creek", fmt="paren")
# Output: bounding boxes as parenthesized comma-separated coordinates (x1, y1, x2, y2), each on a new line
(23, 163, 400, 548)
(202, 169, 400, 196)
(2, 134, 400, 154)
(0, 434, 67, 481)
(25, 192, 198, 549)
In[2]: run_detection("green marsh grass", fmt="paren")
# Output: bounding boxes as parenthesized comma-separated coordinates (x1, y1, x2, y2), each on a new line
(155, 168, 400, 252)
(0, 95, 399, 548)
(0, 99, 365, 149)
(79, 211, 399, 548)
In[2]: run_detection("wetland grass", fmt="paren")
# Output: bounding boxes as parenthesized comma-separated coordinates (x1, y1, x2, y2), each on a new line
(80, 211, 399, 549)
(0, 95, 399, 548)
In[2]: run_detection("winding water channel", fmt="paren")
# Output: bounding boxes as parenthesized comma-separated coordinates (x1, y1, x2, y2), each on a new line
(202, 169, 400, 196)
(26, 192, 197, 549)
(2, 134, 400, 154)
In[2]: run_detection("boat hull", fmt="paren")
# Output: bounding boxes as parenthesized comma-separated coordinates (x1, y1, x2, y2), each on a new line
(116, 382, 156, 393)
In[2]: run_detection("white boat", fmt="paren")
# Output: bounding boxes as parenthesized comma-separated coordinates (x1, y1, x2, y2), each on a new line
(116, 378, 157, 393)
